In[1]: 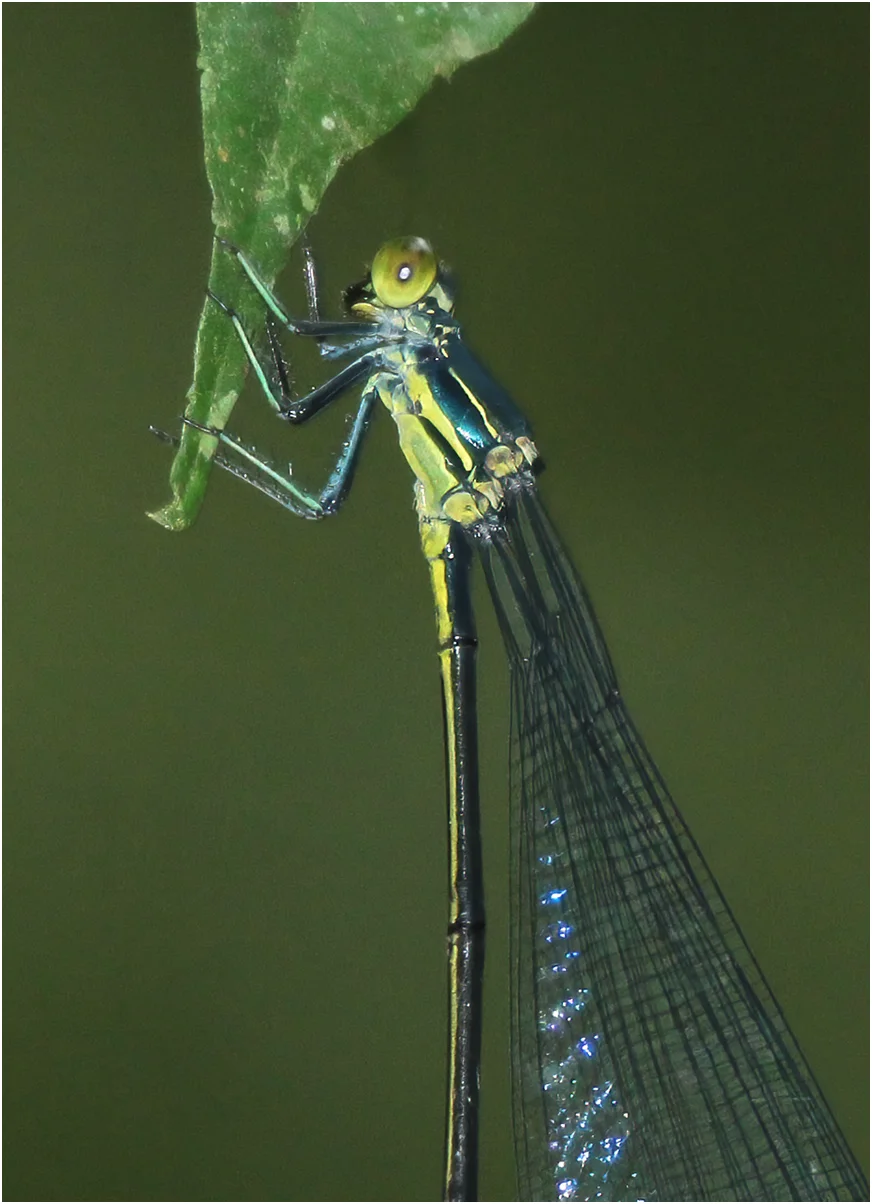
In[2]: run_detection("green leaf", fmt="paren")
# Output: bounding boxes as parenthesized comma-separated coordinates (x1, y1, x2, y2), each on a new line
(149, 0, 536, 531)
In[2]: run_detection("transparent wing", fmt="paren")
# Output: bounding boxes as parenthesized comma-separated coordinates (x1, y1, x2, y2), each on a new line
(474, 481, 866, 1203)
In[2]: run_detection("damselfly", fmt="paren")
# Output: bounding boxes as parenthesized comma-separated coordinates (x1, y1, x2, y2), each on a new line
(155, 237, 867, 1202)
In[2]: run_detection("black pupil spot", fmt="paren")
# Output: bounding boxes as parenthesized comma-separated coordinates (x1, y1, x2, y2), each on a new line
(397, 263, 413, 281)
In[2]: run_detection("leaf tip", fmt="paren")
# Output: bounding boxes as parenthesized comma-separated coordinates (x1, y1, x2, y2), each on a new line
(146, 500, 194, 532)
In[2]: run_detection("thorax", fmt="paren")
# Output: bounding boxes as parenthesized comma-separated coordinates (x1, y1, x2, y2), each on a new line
(366, 308, 538, 542)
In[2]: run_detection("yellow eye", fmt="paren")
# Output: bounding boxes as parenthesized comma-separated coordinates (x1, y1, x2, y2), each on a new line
(370, 237, 437, 308)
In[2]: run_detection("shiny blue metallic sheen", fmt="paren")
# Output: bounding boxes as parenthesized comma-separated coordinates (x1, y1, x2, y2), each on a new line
(418, 353, 501, 457)
(439, 333, 534, 442)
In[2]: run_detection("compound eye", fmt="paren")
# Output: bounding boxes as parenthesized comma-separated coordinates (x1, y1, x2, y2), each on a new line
(371, 236, 437, 308)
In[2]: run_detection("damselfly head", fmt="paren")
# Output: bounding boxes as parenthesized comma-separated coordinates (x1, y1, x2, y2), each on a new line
(344, 236, 450, 316)
(371, 236, 437, 307)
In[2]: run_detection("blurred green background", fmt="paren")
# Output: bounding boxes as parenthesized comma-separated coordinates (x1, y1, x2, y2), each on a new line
(4, 5, 868, 1201)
